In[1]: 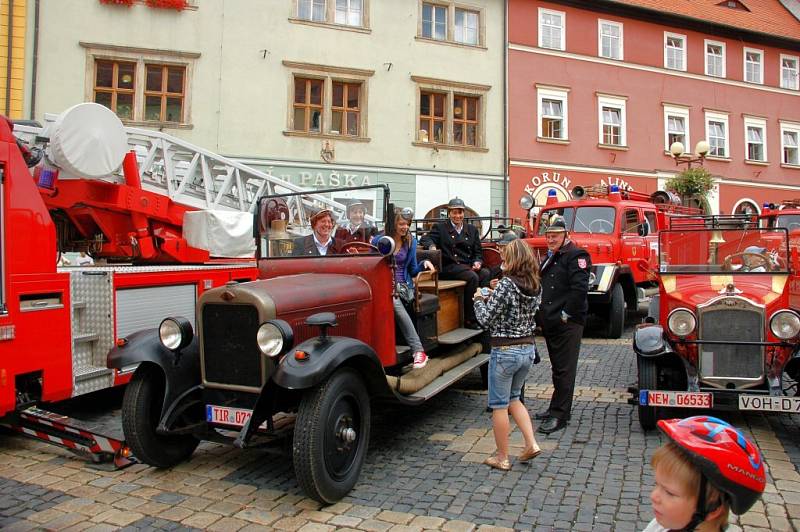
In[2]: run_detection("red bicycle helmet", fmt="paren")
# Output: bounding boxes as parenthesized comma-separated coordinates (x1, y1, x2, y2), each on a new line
(657, 416, 766, 516)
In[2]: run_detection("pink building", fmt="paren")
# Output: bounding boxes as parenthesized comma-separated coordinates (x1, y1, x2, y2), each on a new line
(508, 0, 800, 219)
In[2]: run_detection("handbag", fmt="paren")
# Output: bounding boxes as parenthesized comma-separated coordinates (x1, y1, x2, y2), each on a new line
(396, 282, 415, 305)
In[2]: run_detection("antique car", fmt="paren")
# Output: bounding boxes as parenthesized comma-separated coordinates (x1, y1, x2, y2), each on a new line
(108, 185, 489, 503)
(632, 215, 800, 430)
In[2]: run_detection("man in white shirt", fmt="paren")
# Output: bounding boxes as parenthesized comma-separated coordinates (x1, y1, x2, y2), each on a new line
(292, 208, 339, 256)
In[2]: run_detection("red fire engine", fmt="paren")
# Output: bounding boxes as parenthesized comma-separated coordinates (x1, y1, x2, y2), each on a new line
(521, 185, 695, 337)
(0, 104, 261, 465)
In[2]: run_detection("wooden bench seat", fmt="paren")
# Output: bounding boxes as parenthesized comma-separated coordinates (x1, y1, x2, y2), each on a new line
(417, 279, 466, 290)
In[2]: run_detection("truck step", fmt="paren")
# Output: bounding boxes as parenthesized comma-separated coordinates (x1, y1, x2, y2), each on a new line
(74, 366, 113, 382)
(408, 353, 489, 401)
(438, 328, 484, 345)
(72, 300, 86, 309)
(73, 332, 99, 344)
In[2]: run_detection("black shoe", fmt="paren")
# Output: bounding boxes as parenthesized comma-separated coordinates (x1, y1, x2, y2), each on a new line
(464, 320, 482, 330)
(533, 410, 551, 421)
(537, 417, 567, 434)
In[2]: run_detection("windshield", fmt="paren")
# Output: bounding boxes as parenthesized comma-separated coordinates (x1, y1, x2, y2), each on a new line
(537, 206, 615, 235)
(658, 228, 789, 273)
(257, 185, 388, 258)
(776, 214, 800, 231)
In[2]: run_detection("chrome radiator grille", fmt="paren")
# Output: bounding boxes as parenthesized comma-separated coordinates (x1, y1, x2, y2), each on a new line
(697, 297, 764, 389)
(202, 303, 262, 389)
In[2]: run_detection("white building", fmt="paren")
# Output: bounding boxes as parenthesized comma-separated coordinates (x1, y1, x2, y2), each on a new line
(26, 0, 507, 218)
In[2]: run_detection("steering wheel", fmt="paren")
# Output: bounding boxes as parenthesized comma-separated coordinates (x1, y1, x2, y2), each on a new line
(722, 252, 772, 272)
(787, 222, 800, 232)
(340, 241, 379, 255)
(588, 219, 614, 233)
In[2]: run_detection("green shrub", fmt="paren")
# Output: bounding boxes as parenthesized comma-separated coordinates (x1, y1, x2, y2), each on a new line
(665, 167, 714, 197)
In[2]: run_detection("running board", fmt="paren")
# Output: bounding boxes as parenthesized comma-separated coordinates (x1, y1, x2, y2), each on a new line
(2, 407, 135, 470)
(438, 328, 484, 345)
(408, 353, 489, 401)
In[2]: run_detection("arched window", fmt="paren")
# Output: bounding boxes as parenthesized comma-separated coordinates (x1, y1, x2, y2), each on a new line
(733, 200, 760, 216)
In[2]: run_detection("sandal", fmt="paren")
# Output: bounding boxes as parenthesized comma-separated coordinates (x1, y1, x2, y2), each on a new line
(484, 455, 512, 471)
(518, 447, 542, 462)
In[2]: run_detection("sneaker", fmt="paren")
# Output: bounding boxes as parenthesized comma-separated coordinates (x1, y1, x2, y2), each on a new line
(412, 351, 428, 369)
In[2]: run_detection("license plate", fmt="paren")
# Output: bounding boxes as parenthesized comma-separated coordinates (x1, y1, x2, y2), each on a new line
(639, 390, 712, 408)
(739, 395, 800, 413)
(206, 405, 266, 428)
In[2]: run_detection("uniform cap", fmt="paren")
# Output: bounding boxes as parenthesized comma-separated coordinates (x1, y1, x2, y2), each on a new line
(309, 208, 334, 227)
(498, 232, 518, 246)
(398, 207, 414, 221)
(744, 245, 766, 254)
(347, 200, 367, 215)
(447, 197, 466, 210)
(545, 215, 568, 233)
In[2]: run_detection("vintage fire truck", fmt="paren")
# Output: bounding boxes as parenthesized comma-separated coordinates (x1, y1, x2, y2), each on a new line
(110, 184, 490, 503)
(0, 103, 274, 464)
(522, 185, 694, 338)
(632, 213, 800, 430)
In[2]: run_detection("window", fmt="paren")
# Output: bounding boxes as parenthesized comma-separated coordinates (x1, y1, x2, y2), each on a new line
(744, 48, 763, 84)
(781, 54, 799, 90)
(664, 32, 686, 71)
(705, 111, 729, 158)
(733, 200, 759, 216)
(335, 0, 363, 26)
(538, 8, 565, 51)
(663, 105, 690, 152)
(704, 40, 726, 78)
(298, 0, 326, 22)
(623, 209, 640, 234)
(419, 2, 483, 47)
(85, 42, 196, 127)
(284, 61, 373, 139)
(744, 117, 766, 162)
(537, 86, 568, 140)
(413, 76, 489, 150)
(598, 20, 623, 60)
(644, 211, 658, 234)
(293, 0, 368, 28)
(598, 95, 626, 147)
(781, 122, 800, 166)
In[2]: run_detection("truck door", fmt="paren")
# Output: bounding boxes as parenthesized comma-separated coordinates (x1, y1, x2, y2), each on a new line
(621, 207, 646, 283)
(643, 210, 659, 272)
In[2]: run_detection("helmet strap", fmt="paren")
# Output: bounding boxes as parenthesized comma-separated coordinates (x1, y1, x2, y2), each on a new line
(682, 476, 709, 532)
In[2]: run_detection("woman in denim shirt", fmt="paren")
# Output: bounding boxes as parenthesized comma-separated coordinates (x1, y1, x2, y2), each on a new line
(473, 239, 542, 471)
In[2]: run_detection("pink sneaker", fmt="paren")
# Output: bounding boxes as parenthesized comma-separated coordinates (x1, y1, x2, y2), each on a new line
(412, 351, 428, 369)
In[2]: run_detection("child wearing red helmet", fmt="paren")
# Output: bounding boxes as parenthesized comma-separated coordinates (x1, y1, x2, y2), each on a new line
(645, 416, 766, 532)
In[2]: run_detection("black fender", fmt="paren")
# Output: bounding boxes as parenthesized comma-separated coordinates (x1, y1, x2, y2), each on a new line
(633, 324, 670, 358)
(273, 336, 389, 396)
(107, 328, 201, 424)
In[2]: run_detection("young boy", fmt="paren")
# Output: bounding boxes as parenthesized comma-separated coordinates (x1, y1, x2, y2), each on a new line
(645, 416, 766, 532)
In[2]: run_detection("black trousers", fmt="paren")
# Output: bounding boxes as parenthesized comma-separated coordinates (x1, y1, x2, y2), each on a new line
(440, 264, 491, 323)
(542, 320, 583, 421)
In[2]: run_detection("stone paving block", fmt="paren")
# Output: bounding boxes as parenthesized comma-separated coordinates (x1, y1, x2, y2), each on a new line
(206, 500, 246, 515)
(273, 516, 309, 531)
(739, 512, 770, 528)
(92, 509, 144, 527)
(441, 520, 477, 532)
(207, 516, 248, 531)
(298, 524, 336, 532)
(329, 514, 363, 527)
(181, 511, 222, 529)
(376, 510, 415, 524)
(234, 507, 279, 526)
(357, 519, 393, 532)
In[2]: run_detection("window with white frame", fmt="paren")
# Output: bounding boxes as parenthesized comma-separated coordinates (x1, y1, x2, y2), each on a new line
(294, 0, 368, 28)
(335, 0, 363, 26)
(781, 55, 799, 90)
(598, 20, 623, 60)
(705, 111, 729, 158)
(664, 32, 686, 71)
(539, 8, 565, 51)
(298, 0, 326, 22)
(598, 95, 626, 147)
(744, 117, 767, 162)
(663, 105, 690, 152)
(537, 87, 568, 140)
(781, 122, 800, 165)
(419, 2, 483, 47)
(744, 48, 763, 84)
(704, 40, 725, 78)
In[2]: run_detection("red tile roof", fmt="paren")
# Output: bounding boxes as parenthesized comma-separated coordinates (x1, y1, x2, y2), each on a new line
(604, 0, 800, 42)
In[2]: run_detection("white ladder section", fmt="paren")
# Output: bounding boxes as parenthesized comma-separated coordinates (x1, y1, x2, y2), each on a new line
(13, 118, 349, 224)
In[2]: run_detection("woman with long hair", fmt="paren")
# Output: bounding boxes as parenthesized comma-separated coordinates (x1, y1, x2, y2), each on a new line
(473, 239, 542, 470)
(373, 208, 434, 369)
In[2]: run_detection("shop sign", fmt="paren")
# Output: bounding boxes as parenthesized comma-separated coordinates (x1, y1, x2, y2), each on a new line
(520, 170, 636, 207)
(260, 167, 374, 188)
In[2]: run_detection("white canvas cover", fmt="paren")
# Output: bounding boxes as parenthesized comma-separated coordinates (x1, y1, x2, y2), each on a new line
(48, 103, 129, 178)
(184, 210, 256, 258)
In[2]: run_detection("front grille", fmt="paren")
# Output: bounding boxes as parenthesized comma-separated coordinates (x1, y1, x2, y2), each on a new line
(698, 299, 764, 388)
(202, 303, 261, 388)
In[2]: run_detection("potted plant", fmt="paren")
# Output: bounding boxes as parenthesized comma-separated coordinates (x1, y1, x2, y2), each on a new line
(665, 167, 714, 213)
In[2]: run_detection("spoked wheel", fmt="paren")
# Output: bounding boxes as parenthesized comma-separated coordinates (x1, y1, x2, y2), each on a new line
(122, 364, 199, 467)
(637, 357, 661, 431)
(293, 368, 371, 503)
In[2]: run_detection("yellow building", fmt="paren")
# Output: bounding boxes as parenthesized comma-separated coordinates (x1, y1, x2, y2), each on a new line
(0, 0, 26, 118)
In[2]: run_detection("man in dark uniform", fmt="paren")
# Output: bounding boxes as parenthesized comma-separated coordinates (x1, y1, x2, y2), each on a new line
(421, 197, 490, 328)
(334, 200, 378, 244)
(292, 208, 339, 256)
(535, 216, 591, 434)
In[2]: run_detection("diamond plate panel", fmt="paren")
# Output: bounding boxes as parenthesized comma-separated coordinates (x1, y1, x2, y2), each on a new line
(70, 271, 115, 394)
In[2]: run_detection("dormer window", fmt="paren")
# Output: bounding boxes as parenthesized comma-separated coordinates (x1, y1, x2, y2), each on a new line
(716, 0, 750, 11)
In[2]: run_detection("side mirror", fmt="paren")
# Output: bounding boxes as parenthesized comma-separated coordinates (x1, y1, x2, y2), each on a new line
(638, 222, 650, 237)
(375, 235, 396, 256)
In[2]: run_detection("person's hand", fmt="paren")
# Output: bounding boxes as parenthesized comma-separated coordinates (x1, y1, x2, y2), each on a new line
(472, 261, 482, 271)
(473, 288, 485, 302)
(490, 278, 499, 289)
(423, 260, 435, 272)
(428, 244, 437, 251)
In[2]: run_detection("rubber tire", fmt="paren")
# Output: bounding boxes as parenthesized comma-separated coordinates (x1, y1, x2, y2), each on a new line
(293, 368, 371, 504)
(605, 284, 625, 339)
(122, 364, 199, 468)
(637, 357, 660, 431)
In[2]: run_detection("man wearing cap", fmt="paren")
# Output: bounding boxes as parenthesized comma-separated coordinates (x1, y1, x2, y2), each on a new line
(421, 197, 490, 328)
(739, 245, 770, 272)
(335, 200, 377, 244)
(535, 216, 591, 434)
(292, 208, 340, 256)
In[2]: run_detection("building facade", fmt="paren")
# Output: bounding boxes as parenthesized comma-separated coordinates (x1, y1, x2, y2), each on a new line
(508, 0, 800, 219)
(27, 0, 506, 218)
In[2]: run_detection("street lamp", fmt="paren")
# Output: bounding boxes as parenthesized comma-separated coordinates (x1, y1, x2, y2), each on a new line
(670, 140, 710, 168)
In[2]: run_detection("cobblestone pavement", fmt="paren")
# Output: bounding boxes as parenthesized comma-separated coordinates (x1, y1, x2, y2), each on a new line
(2, 317, 800, 531)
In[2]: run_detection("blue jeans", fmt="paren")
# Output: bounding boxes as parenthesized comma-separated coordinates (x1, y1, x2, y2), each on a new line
(488, 344, 535, 409)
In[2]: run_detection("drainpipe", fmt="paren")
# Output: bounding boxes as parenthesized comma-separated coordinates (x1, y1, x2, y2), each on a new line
(30, 0, 39, 119)
(502, 0, 508, 218)
(5, 0, 13, 116)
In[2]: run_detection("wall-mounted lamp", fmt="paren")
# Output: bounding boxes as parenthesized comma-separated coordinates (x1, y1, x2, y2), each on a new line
(670, 140, 710, 168)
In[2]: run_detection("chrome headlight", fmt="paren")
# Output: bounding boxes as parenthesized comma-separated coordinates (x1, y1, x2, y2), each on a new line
(770, 310, 800, 340)
(159, 317, 193, 351)
(256, 320, 294, 357)
(668, 308, 696, 337)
